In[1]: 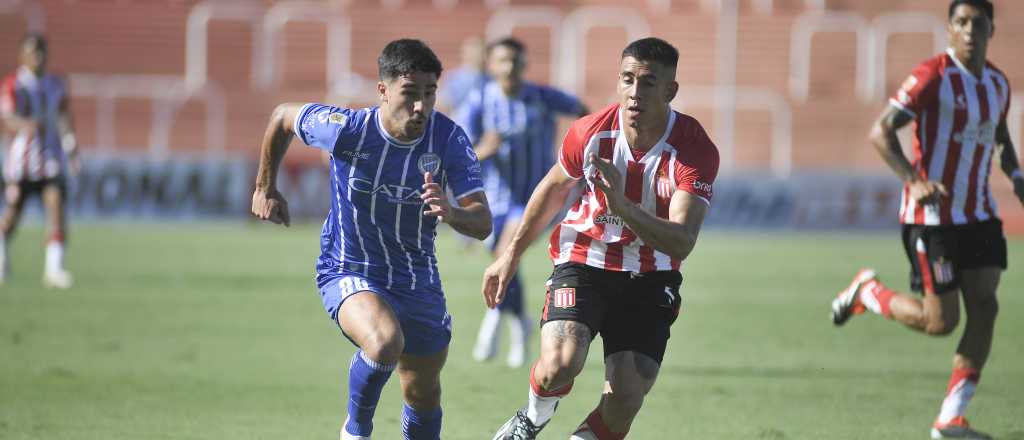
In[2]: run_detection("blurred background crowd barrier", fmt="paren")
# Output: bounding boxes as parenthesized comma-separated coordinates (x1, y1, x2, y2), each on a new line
(1, 0, 1020, 232)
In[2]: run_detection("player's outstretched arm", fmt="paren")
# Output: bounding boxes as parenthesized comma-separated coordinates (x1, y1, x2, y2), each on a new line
(421, 172, 492, 240)
(57, 85, 79, 174)
(252, 103, 303, 227)
(869, 106, 947, 205)
(589, 154, 707, 261)
(482, 165, 577, 308)
(995, 118, 1024, 206)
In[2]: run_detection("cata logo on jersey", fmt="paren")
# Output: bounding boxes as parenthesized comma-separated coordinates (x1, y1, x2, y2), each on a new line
(347, 177, 425, 205)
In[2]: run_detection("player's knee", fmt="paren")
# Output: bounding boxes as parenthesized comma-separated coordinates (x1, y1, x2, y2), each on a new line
(924, 316, 958, 336)
(536, 352, 583, 388)
(362, 331, 404, 363)
(402, 378, 441, 410)
(970, 295, 999, 321)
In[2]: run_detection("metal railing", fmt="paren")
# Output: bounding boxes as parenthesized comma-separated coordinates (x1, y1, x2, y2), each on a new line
(69, 74, 226, 156)
(674, 86, 793, 177)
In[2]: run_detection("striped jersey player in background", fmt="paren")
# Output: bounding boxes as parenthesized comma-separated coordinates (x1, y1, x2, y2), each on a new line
(483, 38, 719, 440)
(457, 37, 588, 368)
(831, 1, 1023, 438)
(251, 39, 491, 440)
(0, 33, 78, 289)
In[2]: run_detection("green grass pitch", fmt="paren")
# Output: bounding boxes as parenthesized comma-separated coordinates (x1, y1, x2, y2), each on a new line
(1, 223, 1022, 439)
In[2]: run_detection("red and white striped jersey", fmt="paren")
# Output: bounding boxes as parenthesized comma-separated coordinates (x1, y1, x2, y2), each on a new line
(1, 67, 69, 183)
(549, 104, 719, 273)
(890, 49, 1012, 225)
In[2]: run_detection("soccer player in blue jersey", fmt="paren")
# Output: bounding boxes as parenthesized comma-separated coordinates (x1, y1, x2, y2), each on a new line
(457, 37, 587, 368)
(251, 39, 492, 440)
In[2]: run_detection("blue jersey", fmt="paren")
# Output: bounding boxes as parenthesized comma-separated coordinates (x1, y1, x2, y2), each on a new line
(456, 81, 582, 214)
(294, 104, 483, 293)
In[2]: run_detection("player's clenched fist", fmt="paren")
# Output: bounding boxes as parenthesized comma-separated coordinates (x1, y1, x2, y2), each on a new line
(252, 186, 291, 227)
(907, 179, 948, 206)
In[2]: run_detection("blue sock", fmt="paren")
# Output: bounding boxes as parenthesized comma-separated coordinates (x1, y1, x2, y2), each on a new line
(401, 403, 442, 440)
(344, 350, 396, 437)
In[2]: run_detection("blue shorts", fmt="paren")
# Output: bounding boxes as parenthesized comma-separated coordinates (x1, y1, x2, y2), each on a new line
(318, 274, 452, 356)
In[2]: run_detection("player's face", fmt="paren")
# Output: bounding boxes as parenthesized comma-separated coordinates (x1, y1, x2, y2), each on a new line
(19, 42, 46, 75)
(948, 4, 993, 61)
(617, 56, 677, 128)
(487, 45, 525, 88)
(379, 71, 438, 141)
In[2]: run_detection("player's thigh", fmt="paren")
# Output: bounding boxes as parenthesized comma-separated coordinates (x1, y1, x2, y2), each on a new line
(604, 351, 661, 397)
(539, 320, 592, 371)
(336, 289, 404, 355)
(956, 219, 1006, 310)
(397, 346, 448, 407)
(3, 180, 29, 210)
(959, 267, 1001, 315)
(539, 263, 609, 369)
(40, 179, 66, 211)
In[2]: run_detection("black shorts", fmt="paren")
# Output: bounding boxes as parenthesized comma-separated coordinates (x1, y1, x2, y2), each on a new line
(540, 262, 683, 364)
(901, 219, 1007, 294)
(4, 177, 66, 199)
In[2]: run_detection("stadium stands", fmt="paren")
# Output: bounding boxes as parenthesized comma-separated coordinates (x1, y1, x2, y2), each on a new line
(0, 0, 1021, 227)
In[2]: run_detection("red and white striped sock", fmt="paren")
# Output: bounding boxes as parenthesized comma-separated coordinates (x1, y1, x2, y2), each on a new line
(858, 279, 895, 318)
(526, 361, 572, 426)
(571, 408, 626, 440)
(937, 368, 980, 424)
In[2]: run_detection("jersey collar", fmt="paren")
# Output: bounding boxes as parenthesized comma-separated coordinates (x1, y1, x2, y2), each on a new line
(616, 104, 676, 160)
(945, 47, 986, 82)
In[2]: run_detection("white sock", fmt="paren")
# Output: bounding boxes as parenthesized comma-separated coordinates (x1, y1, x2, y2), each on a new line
(526, 387, 560, 426)
(473, 308, 502, 359)
(937, 377, 977, 424)
(507, 314, 532, 366)
(46, 241, 64, 274)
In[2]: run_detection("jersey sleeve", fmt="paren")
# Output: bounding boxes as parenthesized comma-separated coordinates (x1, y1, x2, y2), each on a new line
(453, 89, 484, 143)
(890, 62, 942, 118)
(0, 75, 16, 116)
(444, 125, 484, 199)
(293, 103, 362, 153)
(539, 85, 584, 115)
(673, 120, 720, 204)
(1000, 79, 1012, 126)
(557, 120, 588, 180)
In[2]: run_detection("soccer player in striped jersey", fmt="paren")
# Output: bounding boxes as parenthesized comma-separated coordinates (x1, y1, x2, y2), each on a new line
(0, 34, 78, 289)
(484, 38, 719, 440)
(251, 39, 491, 440)
(458, 37, 588, 368)
(831, 1, 1023, 438)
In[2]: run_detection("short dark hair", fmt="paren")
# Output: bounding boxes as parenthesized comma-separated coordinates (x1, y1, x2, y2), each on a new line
(20, 33, 47, 52)
(486, 37, 526, 57)
(378, 39, 443, 81)
(621, 37, 678, 70)
(948, 0, 993, 21)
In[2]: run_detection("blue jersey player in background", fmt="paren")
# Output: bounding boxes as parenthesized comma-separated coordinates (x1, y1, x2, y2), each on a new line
(251, 39, 492, 440)
(457, 37, 587, 368)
